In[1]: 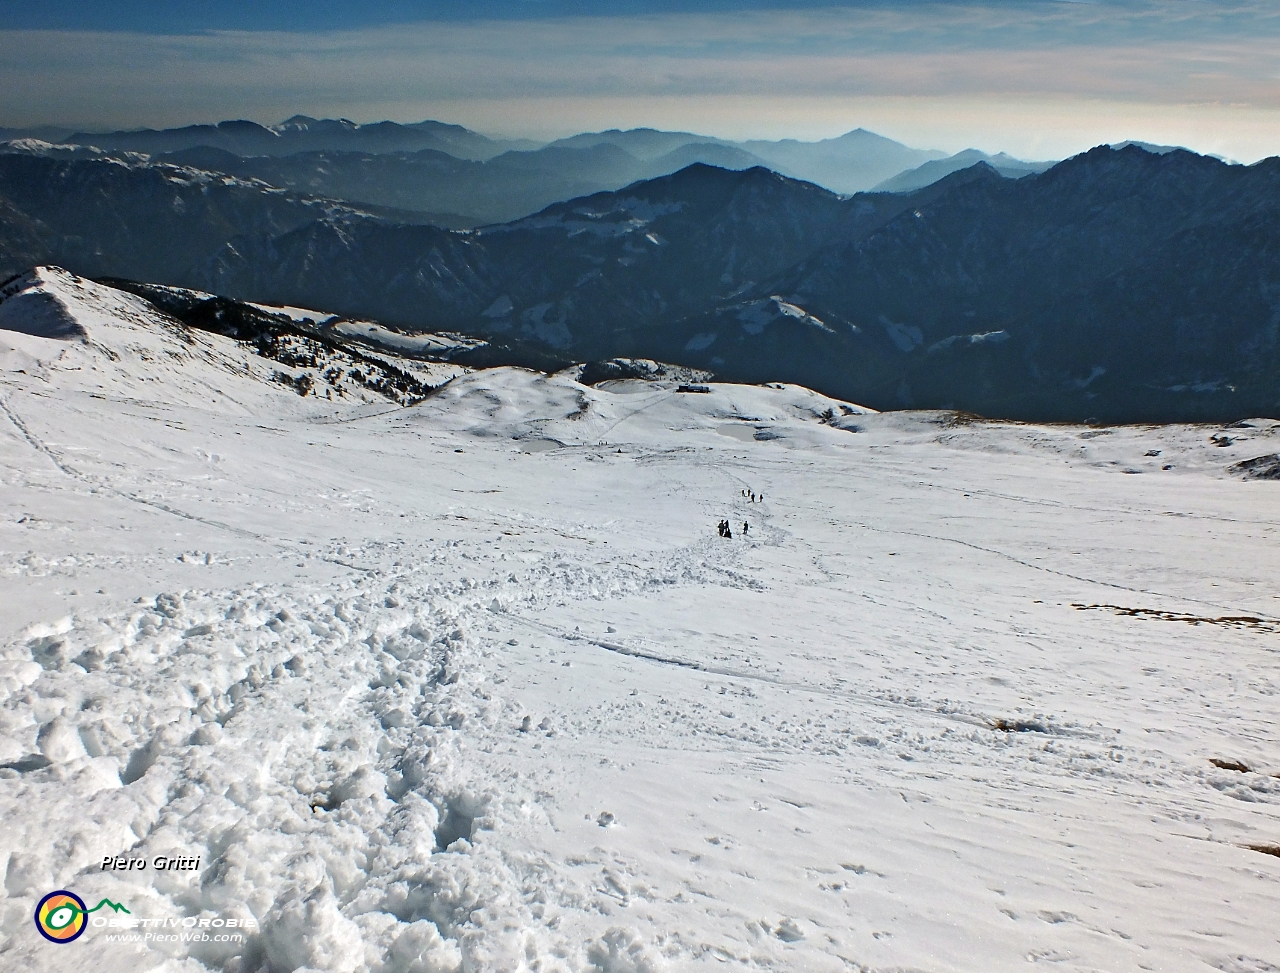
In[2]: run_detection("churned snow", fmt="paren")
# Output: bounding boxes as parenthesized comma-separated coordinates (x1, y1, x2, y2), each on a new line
(1, 268, 1278, 972)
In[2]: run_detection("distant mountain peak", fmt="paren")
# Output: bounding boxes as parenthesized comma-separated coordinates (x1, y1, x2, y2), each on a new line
(636, 162, 815, 198)
(871, 148, 1052, 194)
(1109, 139, 1197, 157)
(1057, 143, 1226, 177)
(58, 116, 522, 162)
(216, 119, 274, 134)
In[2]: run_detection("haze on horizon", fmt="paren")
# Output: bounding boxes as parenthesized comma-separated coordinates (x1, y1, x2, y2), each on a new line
(1, 0, 1278, 163)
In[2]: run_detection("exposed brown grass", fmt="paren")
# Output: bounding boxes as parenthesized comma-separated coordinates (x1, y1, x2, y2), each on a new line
(1210, 758, 1252, 773)
(1071, 603, 1279, 633)
(1242, 844, 1280, 859)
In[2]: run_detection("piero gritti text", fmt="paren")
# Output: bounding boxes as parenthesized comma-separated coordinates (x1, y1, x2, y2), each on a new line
(101, 855, 201, 871)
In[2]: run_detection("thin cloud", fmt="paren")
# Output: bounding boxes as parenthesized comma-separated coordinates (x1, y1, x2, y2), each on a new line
(1, 3, 1276, 159)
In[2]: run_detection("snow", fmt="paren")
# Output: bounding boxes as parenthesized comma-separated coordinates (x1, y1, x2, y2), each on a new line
(1, 268, 1278, 972)
(247, 303, 340, 326)
(480, 297, 513, 320)
(239, 301, 483, 362)
(880, 316, 924, 352)
(734, 298, 830, 335)
(327, 321, 485, 359)
(927, 330, 1010, 353)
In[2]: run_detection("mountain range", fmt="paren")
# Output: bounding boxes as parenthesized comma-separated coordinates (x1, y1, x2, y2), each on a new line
(1, 126, 1277, 422)
(0, 151, 383, 284)
(542, 127, 948, 195)
(0, 117, 973, 225)
(56, 118, 948, 190)
(143, 142, 775, 227)
(62, 115, 539, 161)
(195, 149, 1280, 422)
(873, 149, 1053, 193)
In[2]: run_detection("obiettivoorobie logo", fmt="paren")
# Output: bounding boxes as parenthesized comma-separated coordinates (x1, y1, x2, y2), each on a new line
(34, 890, 130, 944)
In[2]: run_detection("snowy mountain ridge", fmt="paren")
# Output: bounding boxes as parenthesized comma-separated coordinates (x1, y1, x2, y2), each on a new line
(0, 267, 875, 440)
(0, 267, 464, 411)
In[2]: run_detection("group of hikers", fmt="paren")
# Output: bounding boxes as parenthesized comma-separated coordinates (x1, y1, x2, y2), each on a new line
(718, 486, 764, 538)
(718, 519, 748, 538)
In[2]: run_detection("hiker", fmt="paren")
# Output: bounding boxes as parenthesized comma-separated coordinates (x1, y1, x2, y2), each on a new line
(743, 522, 749, 535)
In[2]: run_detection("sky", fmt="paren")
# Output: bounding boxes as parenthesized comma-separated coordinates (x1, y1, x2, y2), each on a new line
(1, 0, 1277, 162)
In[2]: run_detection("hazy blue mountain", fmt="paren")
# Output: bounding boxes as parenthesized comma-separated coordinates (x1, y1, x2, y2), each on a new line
(62, 116, 533, 161)
(149, 145, 495, 226)
(50, 115, 960, 197)
(545, 128, 732, 160)
(1110, 140, 1184, 155)
(547, 126, 944, 193)
(873, 149, 1052, 193)
(0, 126, 78, 143)
(146, 141, 771, 225)
(644, 142, 770, 175)
(47, 116, 955, 212)
(271, 115, 541, 157)
(0, 133, 781, 228)
(740, 129, 945, 193)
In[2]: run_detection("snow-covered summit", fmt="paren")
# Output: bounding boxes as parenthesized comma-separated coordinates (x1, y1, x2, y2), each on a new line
(0, 268, 462, 412)
(0, 265, 192, 338)
(0, 267, 308, 410)
(0, 138, 120, 160)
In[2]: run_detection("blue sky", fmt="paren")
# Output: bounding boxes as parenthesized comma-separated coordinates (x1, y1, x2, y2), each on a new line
(1, 1, 1276, 162)
(0, 1, 1070, 33)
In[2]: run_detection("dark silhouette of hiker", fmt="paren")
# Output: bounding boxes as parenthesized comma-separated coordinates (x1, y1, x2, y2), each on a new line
(743, 522, 749, 535)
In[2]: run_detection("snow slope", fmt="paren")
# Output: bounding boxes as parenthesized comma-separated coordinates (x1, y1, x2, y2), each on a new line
(1, 270, 1278, 972)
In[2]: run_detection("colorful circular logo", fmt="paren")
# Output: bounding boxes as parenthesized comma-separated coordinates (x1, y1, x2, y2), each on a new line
(35, 890, 87, 944)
